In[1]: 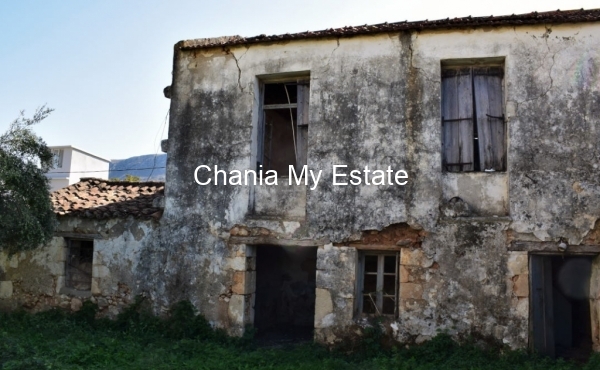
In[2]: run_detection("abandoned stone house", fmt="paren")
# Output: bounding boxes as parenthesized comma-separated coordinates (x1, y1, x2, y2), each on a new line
(1, 8, 600, 359)
(0, 179, 164, 315)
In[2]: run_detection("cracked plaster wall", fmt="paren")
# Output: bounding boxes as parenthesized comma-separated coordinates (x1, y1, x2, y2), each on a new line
(158, 22, 600, 346)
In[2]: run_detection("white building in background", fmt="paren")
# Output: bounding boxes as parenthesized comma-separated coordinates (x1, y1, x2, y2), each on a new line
(46, 146, 111, 191)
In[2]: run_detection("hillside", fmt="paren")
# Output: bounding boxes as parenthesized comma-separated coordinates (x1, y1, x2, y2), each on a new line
(109, 154, 166, 181)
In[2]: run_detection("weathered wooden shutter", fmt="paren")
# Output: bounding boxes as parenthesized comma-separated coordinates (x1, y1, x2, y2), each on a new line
(530, 255, 555, 358)
(442, 68, 474, 172)
(296, 81, 309, 171)
(590, 256, 600, 352)
(473, 67, 505, 171)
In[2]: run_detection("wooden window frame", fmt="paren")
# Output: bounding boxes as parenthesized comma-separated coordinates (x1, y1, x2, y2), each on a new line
(257, 79, 310, 176)
(441, 64, 506, 173)
(356, 251, 399, 317)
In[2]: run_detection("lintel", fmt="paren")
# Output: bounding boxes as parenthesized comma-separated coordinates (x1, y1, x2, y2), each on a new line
(229, 236, 327, 247)
(55, 232, 103, 240)
(510, 241, 600, 254)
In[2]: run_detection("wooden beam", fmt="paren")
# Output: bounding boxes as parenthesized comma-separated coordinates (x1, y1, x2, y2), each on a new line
(510, 241, 600, 254)
(229, 236, 328, 247)
(54, 232, 103, 240)
(263, 103, 297, 110)
(349, 244, 403, 251)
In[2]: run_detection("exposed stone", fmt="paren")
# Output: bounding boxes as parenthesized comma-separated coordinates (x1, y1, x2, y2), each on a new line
(70, 298, 82, 311)
(513, 275, 529, 298)
(314, 288, 334, 328)
(343, 224, 422, 246)
(399, 265, 409, 283)
(400, 283, 423, 300)
(507, 252, 528, 276)
(0, 281, 13, 299)
(97, 297, 108, 308)
(231, 271, 256, 295)
(401, 249, 424, 267)
(515, 297, 528, 318)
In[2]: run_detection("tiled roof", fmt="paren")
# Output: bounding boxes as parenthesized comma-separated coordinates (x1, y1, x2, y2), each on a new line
(51, 178, 165, 220)
(178, 8, 600, 50)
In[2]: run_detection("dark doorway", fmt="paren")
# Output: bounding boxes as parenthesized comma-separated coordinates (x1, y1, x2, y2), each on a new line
(254, 245, 317, 343)
(531, 255, 594, 359)
(65, 239, 94, 291)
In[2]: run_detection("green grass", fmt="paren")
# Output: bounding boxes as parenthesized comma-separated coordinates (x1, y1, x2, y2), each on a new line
(1, 301, 599, 369)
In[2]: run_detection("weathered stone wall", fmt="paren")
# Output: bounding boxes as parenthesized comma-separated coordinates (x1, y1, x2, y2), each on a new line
(156, 21, 600, 347)
(0, 216, 156, 316)
(314, 244, 357, 343)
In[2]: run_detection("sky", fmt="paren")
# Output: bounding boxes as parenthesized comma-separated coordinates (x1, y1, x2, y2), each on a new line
(1, 0, 598, 160)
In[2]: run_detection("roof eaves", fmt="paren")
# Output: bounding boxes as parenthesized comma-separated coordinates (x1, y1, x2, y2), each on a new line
(178, 8, 600, 51)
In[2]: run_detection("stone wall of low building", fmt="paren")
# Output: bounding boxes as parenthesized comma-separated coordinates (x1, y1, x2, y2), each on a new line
(0, 216, 157, 317)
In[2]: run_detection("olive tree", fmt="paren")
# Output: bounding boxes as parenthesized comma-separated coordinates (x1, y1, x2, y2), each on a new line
(0, 106, 56, 254)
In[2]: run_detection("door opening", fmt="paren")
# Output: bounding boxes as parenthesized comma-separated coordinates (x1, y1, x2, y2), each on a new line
(531, 255, 594, 360)
(254, 245, 317, 343)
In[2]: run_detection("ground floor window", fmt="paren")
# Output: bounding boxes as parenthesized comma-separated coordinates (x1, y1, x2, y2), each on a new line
(357, 252, 399, 316)
(65, 239, 94, 291)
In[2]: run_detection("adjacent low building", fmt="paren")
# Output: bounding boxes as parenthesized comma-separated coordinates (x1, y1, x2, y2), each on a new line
(0, 178, 164, 315)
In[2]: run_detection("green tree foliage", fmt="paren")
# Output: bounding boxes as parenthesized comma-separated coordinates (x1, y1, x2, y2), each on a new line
(110, 174, 140, 182)
(0, 106, 56, 254)
(123, 174, 140, 182)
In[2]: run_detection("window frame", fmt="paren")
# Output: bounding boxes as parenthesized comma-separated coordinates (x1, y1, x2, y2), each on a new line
(52, 149, 64, 169)
(356, 251, 399, 317)
(256, 78, 310, 176)
(441, 62, 507, 173)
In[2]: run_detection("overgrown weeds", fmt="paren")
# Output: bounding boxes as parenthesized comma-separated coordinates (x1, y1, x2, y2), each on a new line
(0, 300, 598, 369)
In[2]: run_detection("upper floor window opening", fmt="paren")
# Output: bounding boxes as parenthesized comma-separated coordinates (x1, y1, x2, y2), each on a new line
(441, 65, 506, 172)
(257, 79, 309, 176)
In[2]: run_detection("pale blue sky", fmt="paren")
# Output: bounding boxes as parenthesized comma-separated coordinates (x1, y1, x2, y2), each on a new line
(1, 0, 598, 159)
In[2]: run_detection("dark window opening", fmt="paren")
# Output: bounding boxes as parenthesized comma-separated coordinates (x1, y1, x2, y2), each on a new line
(65, 239, 93, 291)
(264, 82, 298, 105)
(357, 252, 398, 316)
(531, 255, 594, 360)
(254, 245, 317, 343)
(258, 81, 309, 176)
(442, 66, 506, 172)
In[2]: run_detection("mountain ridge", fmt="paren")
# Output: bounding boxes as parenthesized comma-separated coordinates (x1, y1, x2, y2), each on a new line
(109, 154, 166, 181)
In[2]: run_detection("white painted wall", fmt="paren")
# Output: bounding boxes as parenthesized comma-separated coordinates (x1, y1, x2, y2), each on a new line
(46, 146, 110, 191)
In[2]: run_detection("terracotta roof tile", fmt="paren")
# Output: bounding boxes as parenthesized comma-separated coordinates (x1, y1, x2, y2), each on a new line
(178, 8, 600, 50)
(51, 178, 165, 220)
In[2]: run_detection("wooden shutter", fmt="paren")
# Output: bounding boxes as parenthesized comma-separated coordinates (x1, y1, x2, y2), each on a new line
(473, 67, 505, 171)
(296, 81, 309, 170)
(530, 255, 555, 358)
(442, 68, 474, 172)
(590, 256, 600, 352)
